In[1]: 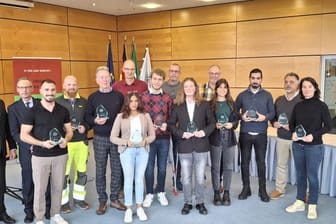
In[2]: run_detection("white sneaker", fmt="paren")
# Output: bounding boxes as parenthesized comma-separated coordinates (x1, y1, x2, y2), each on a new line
(307, 204, 317, 219)
(124, 208, 133, 223)
(36, 221, 45, 224)
(137, 207, 148, 221)
(143, 194, 153, 208)
(50, 214, 69, 224)
(286, 200, 305, 213)
(157, 192, 168, 206)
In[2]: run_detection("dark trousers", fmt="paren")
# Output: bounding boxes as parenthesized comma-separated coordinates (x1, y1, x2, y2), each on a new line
(0, 156, 6, 215)
(19, 147, 51, 216)
(239, 133, 267, 187)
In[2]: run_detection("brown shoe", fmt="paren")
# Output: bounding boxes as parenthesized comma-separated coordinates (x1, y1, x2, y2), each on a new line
(110, 199, 127, 211)
(96, 203, 106, 215)
(270, 190, 284, 200)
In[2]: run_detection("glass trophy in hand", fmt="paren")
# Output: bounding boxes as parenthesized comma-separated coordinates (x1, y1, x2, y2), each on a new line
(96, 104, 109, 119)
(217, 113, 228, 125)
(49, 128, 62, 145)
(278, 113, 289, 127)
(295, 124, 306, 140)
(130, 130, 143, 147)
(71, 117, 80, 130)
(247, 106, 258, 121)
(154, 113, 163, 129)
(187, 121, 198, 134)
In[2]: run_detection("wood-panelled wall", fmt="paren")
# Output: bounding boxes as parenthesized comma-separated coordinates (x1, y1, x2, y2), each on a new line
(1, 0, 336, 108)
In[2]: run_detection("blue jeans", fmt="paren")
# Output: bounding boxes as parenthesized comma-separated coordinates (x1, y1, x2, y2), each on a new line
(179, 152, 208, 204)
(292, 142, 323, 204)
(145, 138, 170, 193)
(120, 147, 149, 206)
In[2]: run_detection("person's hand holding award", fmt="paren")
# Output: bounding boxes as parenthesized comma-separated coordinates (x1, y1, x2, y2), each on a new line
(49, 128, 63, 146)
(246, 106, 258, 121)
(217, 113, 228, 129)
(71, 117, 80, 130)
(95, 104, 109, 125)
(294, 124, 306, 141)
(278, 113, 289, 130)
(130, 130, 143, 147)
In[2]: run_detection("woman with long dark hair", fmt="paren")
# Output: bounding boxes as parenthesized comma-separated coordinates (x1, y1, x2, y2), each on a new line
(285, 77, 332, 220)
(209, 78, 238, 206)
(110, 92, 155, 223)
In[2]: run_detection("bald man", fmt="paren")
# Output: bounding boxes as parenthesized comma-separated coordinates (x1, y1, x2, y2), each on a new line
(112, 59, 148, 96)
(56, 76, 90, 213)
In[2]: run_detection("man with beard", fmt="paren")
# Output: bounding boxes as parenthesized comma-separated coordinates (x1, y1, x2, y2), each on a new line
(56, 76, 90, 213)
(21, 79, 73, 224)
(235, 68, 275, 202)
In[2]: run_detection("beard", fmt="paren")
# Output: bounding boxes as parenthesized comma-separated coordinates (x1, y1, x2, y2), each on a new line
(251, 83, 260, 89)
(44, 95, 55, 103)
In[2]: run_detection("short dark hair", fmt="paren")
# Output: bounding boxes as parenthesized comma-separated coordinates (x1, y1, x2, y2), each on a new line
(41, 79, 56, 86)
(249, 68, 263, 79)
(150, 68, 166, 80)
(284, 72, 300, 81)
(299, 77, 320, 99)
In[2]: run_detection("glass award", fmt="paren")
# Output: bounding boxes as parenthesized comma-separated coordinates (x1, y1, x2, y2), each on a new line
(187, 121, 198, 133)
(49, 128, 62, 145)
(96, 104, 109, 119)
(295, 124, 306, 139)
(247, 106, 258, 121)
(154, 113, 163, 128)
(278, 113, 289, 126)
(130, 130, 143, 147)
(71, 117, 80, 130)
(217, 113, 228, 125)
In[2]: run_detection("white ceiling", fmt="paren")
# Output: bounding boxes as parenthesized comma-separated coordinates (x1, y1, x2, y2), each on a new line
(35, 0, 248, 16)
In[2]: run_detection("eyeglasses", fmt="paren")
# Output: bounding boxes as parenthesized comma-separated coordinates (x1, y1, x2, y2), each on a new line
(209, 72, 220, 76)
(124, 68, 135, 71)
(17, 86, 32, 90)
(169, 70, 180, 73)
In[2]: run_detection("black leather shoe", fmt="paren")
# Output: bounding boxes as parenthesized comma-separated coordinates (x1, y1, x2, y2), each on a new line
(259, 190, 270, 202)
(213, 191, 221, 206)
(24, 214, 34, 223)
(0, 213, 16, 224)
(181, 203, 192, 215)
(222, 190, 231, 206)
(238, 186, 251, 200)
(195, 203, 208, 215)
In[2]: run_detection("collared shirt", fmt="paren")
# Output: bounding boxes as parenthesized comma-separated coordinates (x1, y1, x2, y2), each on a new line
(285, 91, 299, 101)
(23, 98, 33, 108)
(112, 79, 148, 96)
(148, 87, 163, 95)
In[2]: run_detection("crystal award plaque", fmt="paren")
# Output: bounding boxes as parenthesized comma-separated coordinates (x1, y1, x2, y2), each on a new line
(295, 124, 306, 140)
(49, 128, 62, 145)
(96, 104, 109, 119)
(154, 113, 163, 128)
(247, 106, 258, 121)
(130, 130, 143, 147)
(278, 113, 289, 126)
(71, 117, 80, 130)
(217, 113, 228, 125)
(187, 121, 198, 133)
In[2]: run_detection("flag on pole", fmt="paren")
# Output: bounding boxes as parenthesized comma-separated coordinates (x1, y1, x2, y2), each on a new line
(131, 40, 139, 79)
(119, 39, 127, 80)
(107, 39, 115, 85)
(139, 47, 151, 82)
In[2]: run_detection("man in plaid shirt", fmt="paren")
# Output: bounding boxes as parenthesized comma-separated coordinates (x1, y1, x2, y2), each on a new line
(199, 65, 221, 101)
(141, 68, 173, 208)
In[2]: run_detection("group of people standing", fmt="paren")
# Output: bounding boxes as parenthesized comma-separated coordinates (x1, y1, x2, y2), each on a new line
(0, 60, 332, 224)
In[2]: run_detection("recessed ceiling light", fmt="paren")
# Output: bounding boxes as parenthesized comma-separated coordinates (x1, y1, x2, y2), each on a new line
(92, 2, 96, 7)
(141, 3, 162, 9)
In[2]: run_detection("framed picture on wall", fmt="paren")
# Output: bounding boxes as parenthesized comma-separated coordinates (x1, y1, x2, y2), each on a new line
(320, 55, 336, 134)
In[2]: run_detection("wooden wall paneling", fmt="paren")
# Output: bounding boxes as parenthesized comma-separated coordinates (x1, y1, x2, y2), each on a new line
(0, 3, 67, 25)
(69, 28, 117, 61)
(78, 88, 97, 99)
(117, 11, 171, 31)
(61, 61, 71, 81)
(1, 94, 14, 109)
(171, 23, 236, 60)
(237, 16, 322, 57)
(2, 60, 14, 94)
(118, 29, 172, 61)
(0, 20, 69, 59)
(321, 14, 336, 54)
(322, 0, 336, 13)
(236, 0, 322, 21)
(235, 56, 321, 88)
(172, 3, 236, 27)
(68, 8, 117, 31)
(0, 61, 3, 94)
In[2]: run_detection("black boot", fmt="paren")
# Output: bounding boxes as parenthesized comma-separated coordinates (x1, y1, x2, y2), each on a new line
(222, 190, 231, 206)
(238, 185, 251, 200)
(258, 185, 270, 202)
(213, 190, 221, 206)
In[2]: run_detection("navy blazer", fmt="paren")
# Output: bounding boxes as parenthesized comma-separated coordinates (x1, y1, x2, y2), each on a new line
(0, 100, 16, 158)
(8, 98, 40, 148)
(168, 101, 215, 154)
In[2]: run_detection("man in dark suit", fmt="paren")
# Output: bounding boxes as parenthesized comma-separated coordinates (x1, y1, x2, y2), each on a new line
(8, 77, 51, 223)
(0, 99, 17, 224)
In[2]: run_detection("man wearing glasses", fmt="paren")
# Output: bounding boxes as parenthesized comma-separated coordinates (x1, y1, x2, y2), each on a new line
(113, 60, 148, 96)
(199, 65, 221, 102)
(8, 77, 51, 223)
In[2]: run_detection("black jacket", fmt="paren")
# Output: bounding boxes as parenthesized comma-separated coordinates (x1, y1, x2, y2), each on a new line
(0, 100, 16, 158)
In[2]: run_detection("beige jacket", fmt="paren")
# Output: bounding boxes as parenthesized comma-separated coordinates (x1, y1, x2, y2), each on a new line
(110, 112, 155, 153)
